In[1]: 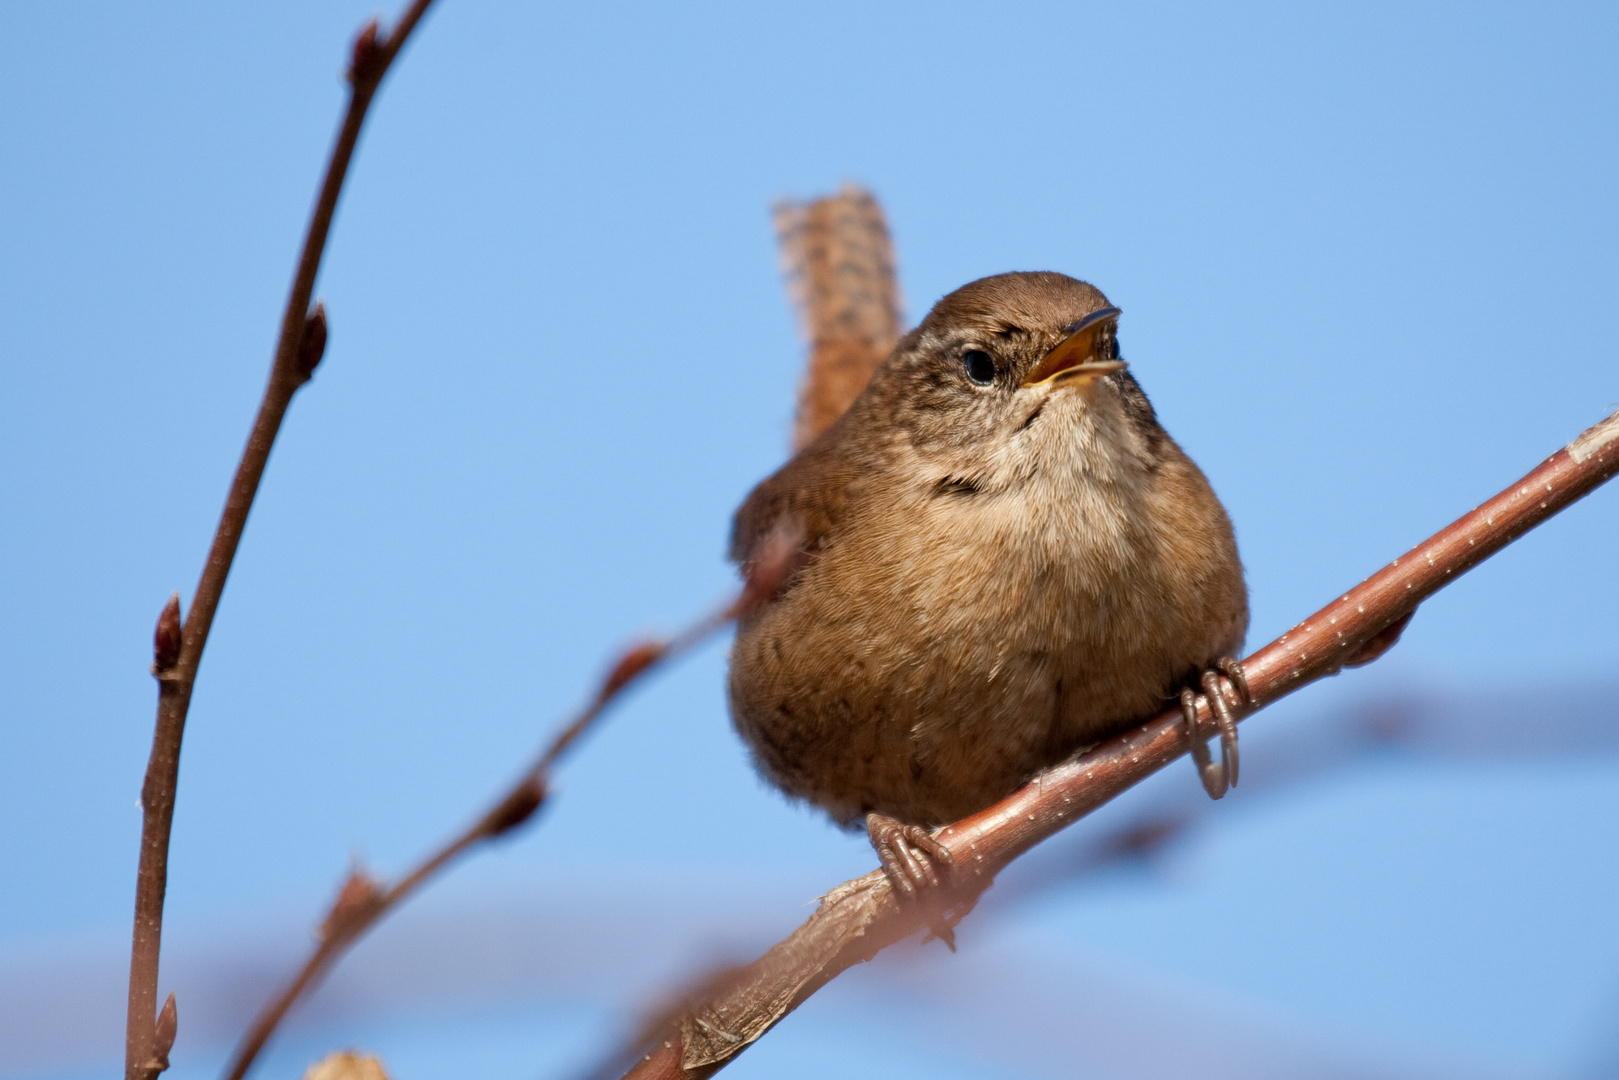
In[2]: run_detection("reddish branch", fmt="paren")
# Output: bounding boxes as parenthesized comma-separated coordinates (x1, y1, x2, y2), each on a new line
(620, 406, 1619, 1079)
(123, 6, 436, 1079)
(218, 600, 735, 1080)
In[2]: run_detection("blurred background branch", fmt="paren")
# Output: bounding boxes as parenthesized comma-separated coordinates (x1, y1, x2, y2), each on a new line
(219, 601, 732, 1080)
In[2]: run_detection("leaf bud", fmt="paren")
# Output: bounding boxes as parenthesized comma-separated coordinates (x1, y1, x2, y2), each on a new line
(152, 593, 182, 675)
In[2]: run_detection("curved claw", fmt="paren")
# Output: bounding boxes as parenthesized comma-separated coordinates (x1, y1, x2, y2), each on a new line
(1182, 687, 1227, 800)
(866, 813, 953, 898)
(866, 813, 962, 949)
(1216, 656, 1251, 704)
(1184, 660, 1247, 799)
(1202, 669, 1240, 790)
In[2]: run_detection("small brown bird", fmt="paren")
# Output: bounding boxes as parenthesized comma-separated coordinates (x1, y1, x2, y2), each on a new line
(728, 272, 1249, 894)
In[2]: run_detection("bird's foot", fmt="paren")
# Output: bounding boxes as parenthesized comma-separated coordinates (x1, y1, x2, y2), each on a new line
(867, 812, 953, 896)
(1181, 657, 1250, 800)
(866, 812, 961, 949)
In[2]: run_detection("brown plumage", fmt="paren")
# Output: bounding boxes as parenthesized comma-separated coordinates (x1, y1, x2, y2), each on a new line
(729, 271, 1247, 848)
(774, 184, 904, 451)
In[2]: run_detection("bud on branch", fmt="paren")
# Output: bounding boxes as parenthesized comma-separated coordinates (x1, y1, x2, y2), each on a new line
(319, 868, 384, 944)
(347, 21, 384, 86)
(142, 991, 177, 1076)
(151, 594, 182, 676)
(602, 642, 667, 699)
(296, 303, 328, 381)
(481, 775, 548, 837)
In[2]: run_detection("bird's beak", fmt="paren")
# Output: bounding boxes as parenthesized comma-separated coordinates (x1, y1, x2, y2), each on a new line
(1021, 306, 1126, 389)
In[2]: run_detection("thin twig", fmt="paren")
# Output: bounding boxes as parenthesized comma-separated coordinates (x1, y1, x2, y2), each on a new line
(218, 599, 736, 1080)
(617, 407, 1619, 1079)
(123, 6, 437, 1079)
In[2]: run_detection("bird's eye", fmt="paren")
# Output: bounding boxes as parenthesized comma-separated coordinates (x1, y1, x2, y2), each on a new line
(963, 349, 996, 385)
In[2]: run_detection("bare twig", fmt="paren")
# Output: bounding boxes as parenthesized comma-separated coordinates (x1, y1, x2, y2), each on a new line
(618, 407, 1619, 1079)
(774, 184, 902, 450)
(124, 7, 437, 1079)
(218, 599, 735, 1080)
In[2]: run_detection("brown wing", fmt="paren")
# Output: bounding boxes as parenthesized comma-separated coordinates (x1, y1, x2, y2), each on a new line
(728, 433, 859, 572)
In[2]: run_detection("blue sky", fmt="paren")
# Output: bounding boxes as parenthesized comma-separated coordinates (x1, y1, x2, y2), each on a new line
(2, 2, 1616, 1078)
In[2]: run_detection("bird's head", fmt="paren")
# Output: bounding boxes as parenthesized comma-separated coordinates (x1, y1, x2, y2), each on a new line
(862, 272, 1163, 485)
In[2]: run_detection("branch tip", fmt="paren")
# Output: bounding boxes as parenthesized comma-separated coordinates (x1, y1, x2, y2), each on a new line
(296, 303, 328, 381)
(347, 20, 384, 85)
(320, 867, 384, 943)
(151, 593, 182, 676)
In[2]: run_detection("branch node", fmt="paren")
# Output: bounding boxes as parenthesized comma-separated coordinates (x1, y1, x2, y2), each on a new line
(295, 302, 328, 382)
(137, 990, 175, 1075)
(482, 774, 548, 837)
(347, 20, 384, 86)
(602, 641, 668, 699)
(319, 867, 384, 943)
(1344, 608, 1416, 668)
(151, 593, 182, 676)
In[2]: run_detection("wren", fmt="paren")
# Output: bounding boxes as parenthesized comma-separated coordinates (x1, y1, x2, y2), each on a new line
(728, 272, 1249, 896)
